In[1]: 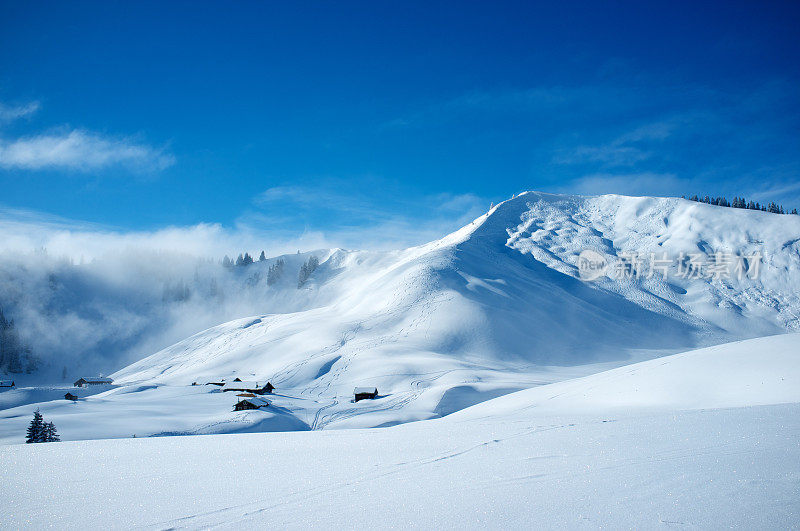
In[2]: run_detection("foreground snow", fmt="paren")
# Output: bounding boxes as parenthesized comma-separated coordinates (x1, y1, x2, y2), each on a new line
(2, 334, 799, 528)
(4, 405, 798, 529)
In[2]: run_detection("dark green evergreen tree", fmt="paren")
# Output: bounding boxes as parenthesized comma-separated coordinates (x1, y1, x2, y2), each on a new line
(26, 409, 45, 443)
(43, 421, 60, 442)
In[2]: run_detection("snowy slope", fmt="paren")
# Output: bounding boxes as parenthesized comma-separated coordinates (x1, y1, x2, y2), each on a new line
(111, 193, 800, 426)
(451, 332, 800, 418)
(2, 192, 800, 438)
(3, 333, 799, 529)
(117, 193, 800, 384)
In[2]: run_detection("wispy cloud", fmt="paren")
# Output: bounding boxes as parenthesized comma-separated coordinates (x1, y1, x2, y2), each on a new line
(558, 145, 652, 167)
(0, 129, 175, 172)
(246, 178, 489, 250)
(0, 180, 490, 260)
(0, 100, 174, 173)
(554, 119, 680, 167)
(555, 172, 689, 198)
(0, 100, 40, 123)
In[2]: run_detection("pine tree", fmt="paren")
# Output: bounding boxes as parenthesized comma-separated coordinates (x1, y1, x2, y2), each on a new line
(222, 255, 232, 268)
(297, 256, 320, 287)
(259, 251, 267, 262)
(43, 421, 60, 442)
(267, 259, 285, 286)
(26, 409, 45, 443)
(792, 208, 798, 215)
(235, 254, 244, 266)
(242, 253, 254, 266)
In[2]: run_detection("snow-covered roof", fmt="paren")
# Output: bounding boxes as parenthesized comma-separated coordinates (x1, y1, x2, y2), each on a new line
(76, 377, 113, 383)
(0, 380, 14, 386)
(354, 387, 378, 394)
(237, 397, 269, 407)
(222, 381, 260, 390)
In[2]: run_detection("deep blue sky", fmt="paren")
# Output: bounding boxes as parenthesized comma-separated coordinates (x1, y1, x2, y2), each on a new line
(1, 1, 799, 246)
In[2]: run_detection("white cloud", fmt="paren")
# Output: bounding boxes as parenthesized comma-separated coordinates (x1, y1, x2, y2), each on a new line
(0, 101, 40, 123)
(247, 181, 488, 250)
(0, 129, 175, 172)
(0, 183, 489, 261)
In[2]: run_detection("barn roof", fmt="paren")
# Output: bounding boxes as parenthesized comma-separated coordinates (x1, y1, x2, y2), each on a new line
(76, 377, 113, 383)
(354, 387, 378, 394)
(0, 380, 14, 386)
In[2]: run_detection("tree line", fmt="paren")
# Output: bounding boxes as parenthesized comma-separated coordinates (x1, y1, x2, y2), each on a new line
(222, 250, 269, 268)
(219, 252, 321, 289)
(685, 195, 798, 215)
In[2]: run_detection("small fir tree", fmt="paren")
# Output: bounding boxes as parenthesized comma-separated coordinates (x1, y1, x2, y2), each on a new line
(26, 409, 45, 443)
(43, 421, 60, 442)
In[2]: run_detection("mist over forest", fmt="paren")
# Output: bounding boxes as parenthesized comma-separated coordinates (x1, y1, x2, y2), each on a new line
(0, 247, 325, 380)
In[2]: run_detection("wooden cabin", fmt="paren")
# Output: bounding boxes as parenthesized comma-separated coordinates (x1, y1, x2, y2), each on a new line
(0, 380, 15, 388)
(64, 392, 78, 401)
(232, 377, 242, 382)
(354, 387, 379, 402)
(206, 381, 225, 386)
(74, 377, 113, 387)
(233, 397, 269, 411)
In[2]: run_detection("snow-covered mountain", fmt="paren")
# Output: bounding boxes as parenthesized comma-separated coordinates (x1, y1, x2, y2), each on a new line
(2, 192, 798, 439)
(114, 193, 800, 408)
